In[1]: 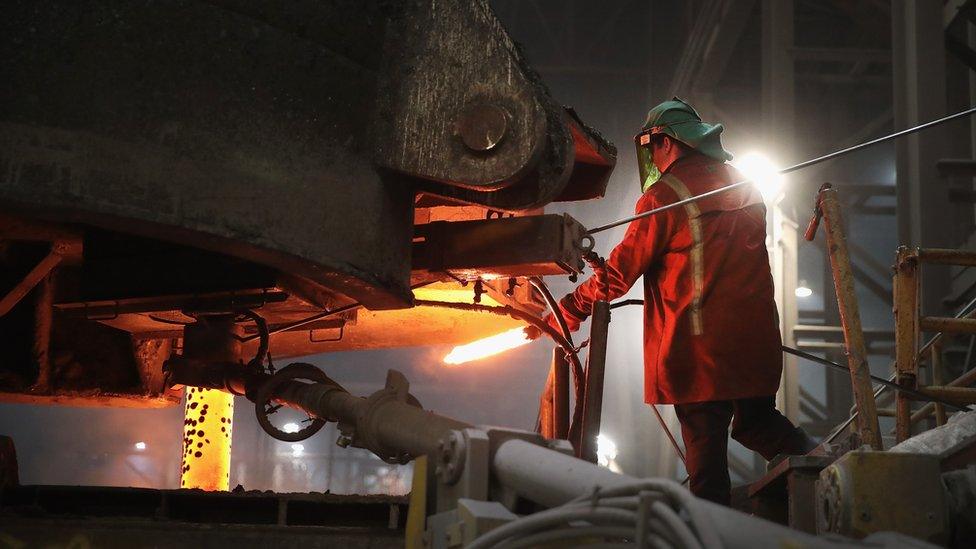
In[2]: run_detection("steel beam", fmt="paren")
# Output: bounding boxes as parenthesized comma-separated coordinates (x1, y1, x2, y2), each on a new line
(0, 251, 62, 318)
(893, 0, 951, 316)
(761, 0, 795, 163)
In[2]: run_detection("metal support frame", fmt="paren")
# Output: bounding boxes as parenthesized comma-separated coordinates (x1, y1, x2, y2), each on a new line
(931, 341, 948, 426)
(536, 348, 570, 441)
(893, 0, 951, 315)
(552, 349, 570, 440)
(894, 246, 921, 442)
(0, 250, 62, 317)
(817, 188, 883, 449)
(772, 203, 801, 423)
(893, 246, 976, 440)
(578, 300, 610, 463)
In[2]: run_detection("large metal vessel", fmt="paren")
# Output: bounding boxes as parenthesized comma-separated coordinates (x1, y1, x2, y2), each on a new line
(0, 0, 615, 406)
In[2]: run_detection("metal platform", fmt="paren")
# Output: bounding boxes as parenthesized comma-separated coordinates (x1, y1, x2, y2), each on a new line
(0, 484, 407, 548)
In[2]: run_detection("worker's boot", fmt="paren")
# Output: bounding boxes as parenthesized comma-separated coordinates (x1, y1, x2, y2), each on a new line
(782, 426, 820, 455)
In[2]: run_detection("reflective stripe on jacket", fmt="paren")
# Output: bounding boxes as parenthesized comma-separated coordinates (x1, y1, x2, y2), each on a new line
(559, 154, 783, 404)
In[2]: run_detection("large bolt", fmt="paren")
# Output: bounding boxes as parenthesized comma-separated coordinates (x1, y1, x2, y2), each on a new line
(456, 103, 508, 152)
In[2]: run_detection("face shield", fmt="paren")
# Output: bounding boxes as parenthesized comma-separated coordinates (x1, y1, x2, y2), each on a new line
(635, 131, 661, 193)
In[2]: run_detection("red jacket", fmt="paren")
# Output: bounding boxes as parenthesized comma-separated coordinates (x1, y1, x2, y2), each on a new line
(560, 154, 783, 404)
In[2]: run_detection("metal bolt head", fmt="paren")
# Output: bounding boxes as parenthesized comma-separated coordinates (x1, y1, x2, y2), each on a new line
(456, 104, 508, 152)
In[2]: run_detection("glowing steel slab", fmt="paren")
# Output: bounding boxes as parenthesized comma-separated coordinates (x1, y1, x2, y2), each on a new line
(443, 327, 531, 365)
(180, 387, 233, 490)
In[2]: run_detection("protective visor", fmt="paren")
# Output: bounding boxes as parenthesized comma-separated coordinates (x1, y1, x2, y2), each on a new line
(634, 131, 660, 193)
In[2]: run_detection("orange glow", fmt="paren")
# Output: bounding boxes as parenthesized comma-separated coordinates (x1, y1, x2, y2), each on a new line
(413, 285, 501, 306)
(180, 387, 233, 491)
(444, 327, 531, 365)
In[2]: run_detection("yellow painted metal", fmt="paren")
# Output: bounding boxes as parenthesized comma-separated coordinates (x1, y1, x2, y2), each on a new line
(405, 455, 429, 549)
(180, 387, 233, 490)
(817, 451, 949, 543)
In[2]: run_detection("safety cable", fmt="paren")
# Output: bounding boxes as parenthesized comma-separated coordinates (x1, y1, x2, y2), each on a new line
(608, 298, 969, 410)
(588, 106, 976, 235)
(781, 346, 969, 411)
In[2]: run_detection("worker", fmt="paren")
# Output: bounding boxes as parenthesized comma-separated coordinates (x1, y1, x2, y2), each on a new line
(528, 98, 817, 506)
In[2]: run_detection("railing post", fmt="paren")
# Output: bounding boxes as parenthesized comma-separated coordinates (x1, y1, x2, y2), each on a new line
(931, 341, 947, 426)
(552, 348, 570, 440)
(894, 245, 920, 442)
(579, 300, 610, 462)
(819, 187, 883, 450)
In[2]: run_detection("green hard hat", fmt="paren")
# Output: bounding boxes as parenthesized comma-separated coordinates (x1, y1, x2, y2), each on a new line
(641, 97, 733, 162)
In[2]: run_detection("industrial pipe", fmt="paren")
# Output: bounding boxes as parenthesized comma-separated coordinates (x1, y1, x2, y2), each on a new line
(167, 358, 469, 461)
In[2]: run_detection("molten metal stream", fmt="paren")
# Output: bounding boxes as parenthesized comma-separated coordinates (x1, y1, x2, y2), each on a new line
(444, 327, 532, 365)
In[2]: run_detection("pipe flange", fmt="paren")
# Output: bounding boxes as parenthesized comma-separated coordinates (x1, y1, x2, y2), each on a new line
(435, 430, 467, 485)
(254, 363, 338, 442)
(817, 465, 843, 534)
(355, 385, 423, 464)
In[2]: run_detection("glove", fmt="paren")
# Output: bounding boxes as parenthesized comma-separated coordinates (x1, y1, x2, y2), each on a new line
(523, 324, 544, 341)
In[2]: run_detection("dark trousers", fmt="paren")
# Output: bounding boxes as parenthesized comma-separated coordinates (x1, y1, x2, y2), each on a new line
(673, 396, 817, 506)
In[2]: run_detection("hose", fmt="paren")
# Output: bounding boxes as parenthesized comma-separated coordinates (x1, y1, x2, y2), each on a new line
(466, 507, 637, 549)
(504, 526, 636, 549)
(528, 276, 575, 348)
(237, 309, 269, 369)
(469, 479, 721, 549)
(528, 276, 587, 446)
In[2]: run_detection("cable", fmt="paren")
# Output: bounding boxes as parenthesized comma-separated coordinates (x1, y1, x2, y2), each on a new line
(242, 302, 361, 342)
(236, 309, 269, 369)
(651, 500, 702, 549)
(469, 479, 721, 549)
(528, 276, 589, 448)
(588, 106, 976, 235)
(529, 277, 575, 348)
(466, 507, 637, 549)
(504, 526, 636, 549)
(782, 345, 969, 411)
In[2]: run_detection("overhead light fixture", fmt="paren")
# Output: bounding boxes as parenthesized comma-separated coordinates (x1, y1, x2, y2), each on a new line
(733, 152, 784, 201)
(283, 422, 300, 434)
(291, 443, 304, 457)
(795, 280, 813, 298)
(134, 441, 147, 451)
(443, 327, 532, 365)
